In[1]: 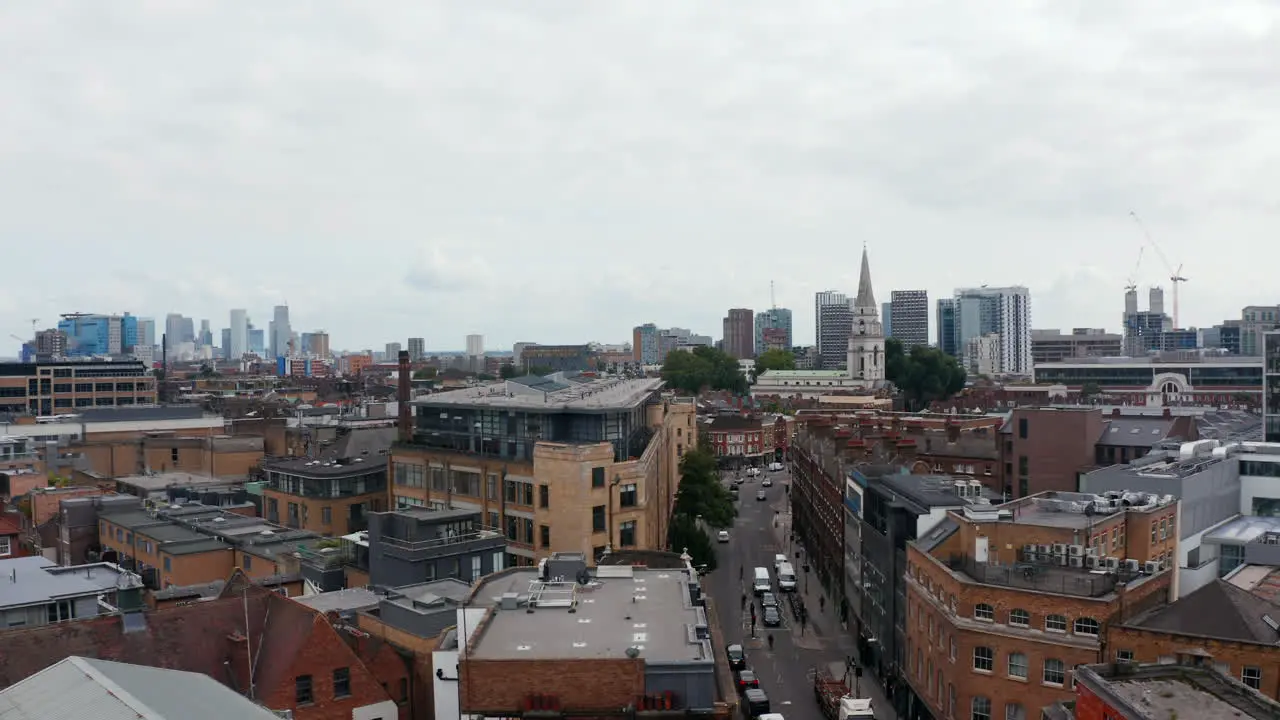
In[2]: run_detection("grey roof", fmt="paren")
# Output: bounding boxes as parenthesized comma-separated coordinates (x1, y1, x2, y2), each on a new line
(1129, 580, 1280, 644)
(0, 557, 135, 609)
(264, 426, 397, 476)
(915, 518, 960, 552)
(877, 474, 995, 509)
(411, 376, 663, 413)
(295, 587, 382, 614)
(468, 567, 712, 663)
(78, 405, 207, 422)
(385, 578, 473, 611)
(0, 655, 282, 720)
(1097, 417, 1179, 448)
(1202, 515, 1280, 545)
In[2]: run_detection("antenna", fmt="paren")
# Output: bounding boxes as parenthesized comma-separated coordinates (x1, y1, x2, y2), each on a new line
(770, 281, 776, 310)
(1130, 210, 1188, 329)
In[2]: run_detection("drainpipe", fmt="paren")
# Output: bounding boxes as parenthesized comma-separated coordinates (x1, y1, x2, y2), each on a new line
(607, 474, 622, 553)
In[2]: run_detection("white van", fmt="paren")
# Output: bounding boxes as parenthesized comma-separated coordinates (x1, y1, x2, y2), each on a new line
(752, 567, 771, 595)
(773, 553, 788, 571)
(777, 562, 797, 592)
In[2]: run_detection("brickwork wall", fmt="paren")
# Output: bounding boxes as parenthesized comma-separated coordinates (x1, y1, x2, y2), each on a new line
(258, 614, 397, 720)
(1107, 625, 1280, 700)
(459, 658, 644, 713)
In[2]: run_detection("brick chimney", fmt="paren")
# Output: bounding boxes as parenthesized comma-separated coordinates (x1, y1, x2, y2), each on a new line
(397, 350, 412, 443)
(1162, 407, 1172, 419)
(1112, 408, 1122, 418)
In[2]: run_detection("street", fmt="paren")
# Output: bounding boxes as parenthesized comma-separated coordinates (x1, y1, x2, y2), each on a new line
(705, 466, 900, 720)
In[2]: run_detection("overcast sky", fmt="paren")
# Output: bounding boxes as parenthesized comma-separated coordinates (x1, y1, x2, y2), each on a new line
(3, 2, 1278, 355)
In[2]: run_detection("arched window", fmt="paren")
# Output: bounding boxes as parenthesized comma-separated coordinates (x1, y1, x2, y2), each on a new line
(971, 695, 992, 720)
(973, 602, 994, 621)
(1074, 617, 1100, 635)
(1008, 608, 1030, 627)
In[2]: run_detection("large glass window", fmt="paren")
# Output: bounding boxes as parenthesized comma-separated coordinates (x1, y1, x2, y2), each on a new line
(592, 506, 606, 533)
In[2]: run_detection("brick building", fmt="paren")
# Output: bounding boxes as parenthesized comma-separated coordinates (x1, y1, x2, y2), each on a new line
(903, 491, 1176, 720)
(261, 427, 394, 535)
(704, 414, 772, 463)
(1055, 657, 1280, 719)
(390, 374, 692, 566)
(0, 573, 405, 720)
(0, 359, 157, 416)
(457, 553, 734, 718)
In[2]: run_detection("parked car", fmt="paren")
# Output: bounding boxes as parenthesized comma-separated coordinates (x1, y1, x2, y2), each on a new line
(761, 477, 773, 487)
(756, 490, 767, 501)
(717, 530, 731, 543)
(762, 605, 782, 627)
(734, 476, 747, 485)
(736, 669, 761, 692)
(726, 644, 746, 671)
(768, 461, 784, 472)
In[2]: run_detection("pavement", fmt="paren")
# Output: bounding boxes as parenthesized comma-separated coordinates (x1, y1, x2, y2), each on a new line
(706, 467, 900, 720)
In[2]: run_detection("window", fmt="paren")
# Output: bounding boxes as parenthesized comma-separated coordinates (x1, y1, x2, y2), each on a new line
(592, 467, 606, 487)
(1116, 649, 1134, 663)
(1073, 617, 1100, 635)
(1007, 652, 1027, 679)
(619, 483, 637, 507)
(295, 674, 314, 704)
(619, 520, 636, 547)
(163, 556, 171, 572)
(973, 603, 994, 621)
(949, 636, 956, 662)
(1043, 658, 1065, 686)
(243, 555, 252, 570)
(171, 447, 179, 463)
(972, 695, 991, 720)
(1045, 614, 1067, 632)
(973, 646, 993, 672)
(1018, 418, 1028, 439)
(1008, 608, 1029, 627)
(471, 555, 482, 581)
(1004, 703, 1025, 720)
(1151, 523, 1157, 543)
(592, 505, 606, 533)
(1243, 666, 1262, 690)
(540, 524, 551, 548)
(539, 484, 549, 508)
(948, 684, 956, 717)
(399, 677, 409, 702)
(46, 599, 75, 623)
(333, 667, 351, 698)
(0, 536, 10, 557)
(488, 473, 499, 500)
(1017, 455, 1028, 476)
(322, 506, 332, 526)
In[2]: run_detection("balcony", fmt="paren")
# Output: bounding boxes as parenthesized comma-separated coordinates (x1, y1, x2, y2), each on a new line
(945, 555, 1136, 598)
(380, 525, 502, 555)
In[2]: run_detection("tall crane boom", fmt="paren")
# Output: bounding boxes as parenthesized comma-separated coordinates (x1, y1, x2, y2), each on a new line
(1129, 210, 1188, 329)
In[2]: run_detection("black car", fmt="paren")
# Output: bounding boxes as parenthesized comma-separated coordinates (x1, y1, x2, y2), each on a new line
(762, 605, 782, 627)
(743, 688, 770, 717)
(735, 669, 760, 693)
(726, 643, 746, 671)
(760, 591, 778, 609)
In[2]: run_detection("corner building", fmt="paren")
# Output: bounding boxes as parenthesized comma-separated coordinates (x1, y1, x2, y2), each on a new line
(903, 491, 1176, 720)
(389, 375, 693, 566)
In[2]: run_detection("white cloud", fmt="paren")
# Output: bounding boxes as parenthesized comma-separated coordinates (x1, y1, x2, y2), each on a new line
(2, 1, 1278, 353)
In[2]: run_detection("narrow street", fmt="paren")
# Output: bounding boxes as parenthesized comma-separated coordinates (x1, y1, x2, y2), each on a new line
(705, 467, 900, 720)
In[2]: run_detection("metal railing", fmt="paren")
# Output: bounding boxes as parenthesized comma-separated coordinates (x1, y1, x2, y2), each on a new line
(946, 555, 1130, 598)
(379, 525, 503, 552)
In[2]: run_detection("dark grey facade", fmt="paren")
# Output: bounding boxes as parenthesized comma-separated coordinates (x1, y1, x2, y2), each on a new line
(936, 298, 958, 357)
(376, 579, 472, 638)
(366, 508, 506, 588)
(889, 290, 929, 349)
(1266, 331, 1280, 443)
(817, 301, 853, 370)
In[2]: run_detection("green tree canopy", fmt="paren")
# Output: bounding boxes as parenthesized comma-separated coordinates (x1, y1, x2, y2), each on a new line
(754, 349, 795, 372)
(528, 364, 554, 377)
(673, 448, 735, 528)
(885, 338, 966, 411)
(412, 367, 437, 380)
(668, 514, 717, 570)
(661, 346, 747, 395)
(499, 363, 518, 379)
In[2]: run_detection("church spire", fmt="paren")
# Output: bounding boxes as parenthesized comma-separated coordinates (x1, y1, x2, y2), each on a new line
(854, 245, 876, 308)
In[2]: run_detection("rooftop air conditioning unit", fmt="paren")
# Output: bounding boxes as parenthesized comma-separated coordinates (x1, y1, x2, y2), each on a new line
(1022, 544, 1037, 555)
(1104, 557, 1120, 570)
(1123, 559, 1140, 572)
(1086, 546, 1101, 557)
(1052, 543, 1068, 555)
(1068, 545, 1084, 557)
(1068, 556, 1084, 568)
(1037, 544, 1052, 555)
(1085, 556, 1101, 569)
(1056, 554, 1068, 566)
(1144, 560, 1163, 574)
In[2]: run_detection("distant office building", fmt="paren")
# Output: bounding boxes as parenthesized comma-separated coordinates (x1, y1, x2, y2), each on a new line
(408, 337, 425, 361)
(33, 329, 67, 359)
(248, 326, 265, 355)
(512, 342, 535, 368)
(815, 291, 851, 369)
(964, 332, 1001, 376)
(310, 331, 330, 358)
(385, 342, 402, 360)
(889, 290, 929, 349)
(197, 320, 212, 348)
(135, 318, 154, 350)
(520, 345, 594, 373)
(1241, 305, 1280, 356)
(1031, 328, 1123, 364)
(1266, 331, 1280, 443)
(228, 309, 248, 358)
(269, 305, 292, 358)
(58, 314, 139, 357)
(1123, 287, 1172, 356)
(754, 308, 793, 357)
(632, 324, 659, 364)
(881, 302, 892, 337)
(721, 309, 754, 359)
(0, 359, 157, 416)
(936, 298, 958, 356)
(953, 286, 1033, 375)
(220, 328, 230, 357)
(466, 334, 484, 357)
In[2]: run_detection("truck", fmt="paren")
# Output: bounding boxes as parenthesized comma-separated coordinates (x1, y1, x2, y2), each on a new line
(813, 668, 875, 719)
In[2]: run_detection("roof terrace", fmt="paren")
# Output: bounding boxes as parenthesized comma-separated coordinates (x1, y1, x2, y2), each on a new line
(411, 375, 664, 413)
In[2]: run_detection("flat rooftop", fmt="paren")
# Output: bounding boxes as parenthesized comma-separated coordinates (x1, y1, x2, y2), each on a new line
(879, 474, 998, 509)
(115, 472, 241, 492)
(296, 587, 382, 615)
(468, 567, 710, 663)
(262, 455, 386, 476)
(411, 376, 664, 413)
(1203, 515, 1280, 545)
(1002, 490, 1173, 530)
(1079, 662, 1280, 720)
(1034, 355, 1263, 366)
(0, 557, 139, 608)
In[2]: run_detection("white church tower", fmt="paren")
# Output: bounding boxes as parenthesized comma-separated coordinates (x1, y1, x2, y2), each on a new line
(847, 246, 886, 384)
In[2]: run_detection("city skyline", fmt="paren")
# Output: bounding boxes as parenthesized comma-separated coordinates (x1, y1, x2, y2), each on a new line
(2, 4, 1276, 353)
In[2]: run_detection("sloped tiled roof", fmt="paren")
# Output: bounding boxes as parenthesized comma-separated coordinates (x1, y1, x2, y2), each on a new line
(1130, 580, 1280, 644)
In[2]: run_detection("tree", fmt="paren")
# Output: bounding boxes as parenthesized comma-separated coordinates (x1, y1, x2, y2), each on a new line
(1080, 382, 1102, 401)
(499, 363, 518, 379)
(477, 373, 497, 381)
(661, 346, 747, 395)
(673, 448, 735, 528)
(750, 349, 795, 382)
(885, 338, 966, 411)
(668, 514, 716, 570)
(412, 367, 437, 380)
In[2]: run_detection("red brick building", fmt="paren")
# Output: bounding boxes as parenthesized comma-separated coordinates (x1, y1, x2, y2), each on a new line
(1060, 658, 1280, 719)
(704, 415, 768, 461)
(0, 570, 407, 720)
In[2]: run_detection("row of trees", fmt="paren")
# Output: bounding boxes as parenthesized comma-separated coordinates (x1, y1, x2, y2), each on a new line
(661, 346, 747, 394)
(668, 447, 735, 569)
(884, 337, 967, 411)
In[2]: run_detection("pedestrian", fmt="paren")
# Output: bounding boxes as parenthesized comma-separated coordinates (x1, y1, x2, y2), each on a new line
(741, 592, 747, 610)
(766, 634, 774, 651)
(819, 595, 826, 612)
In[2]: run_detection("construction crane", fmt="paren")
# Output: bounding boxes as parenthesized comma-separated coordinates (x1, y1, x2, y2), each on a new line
(1124, 247, 1144, 293)
(1130, 210, 1188, 329)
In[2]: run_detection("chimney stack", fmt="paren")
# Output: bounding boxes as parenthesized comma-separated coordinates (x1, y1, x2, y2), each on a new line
(397, 351, 412, 443)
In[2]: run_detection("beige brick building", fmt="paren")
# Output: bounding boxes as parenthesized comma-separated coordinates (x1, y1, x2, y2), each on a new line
(389, 375, 693, 566)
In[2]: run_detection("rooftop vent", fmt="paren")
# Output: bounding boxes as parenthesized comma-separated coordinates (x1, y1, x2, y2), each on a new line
(500, 592, 519, 611)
